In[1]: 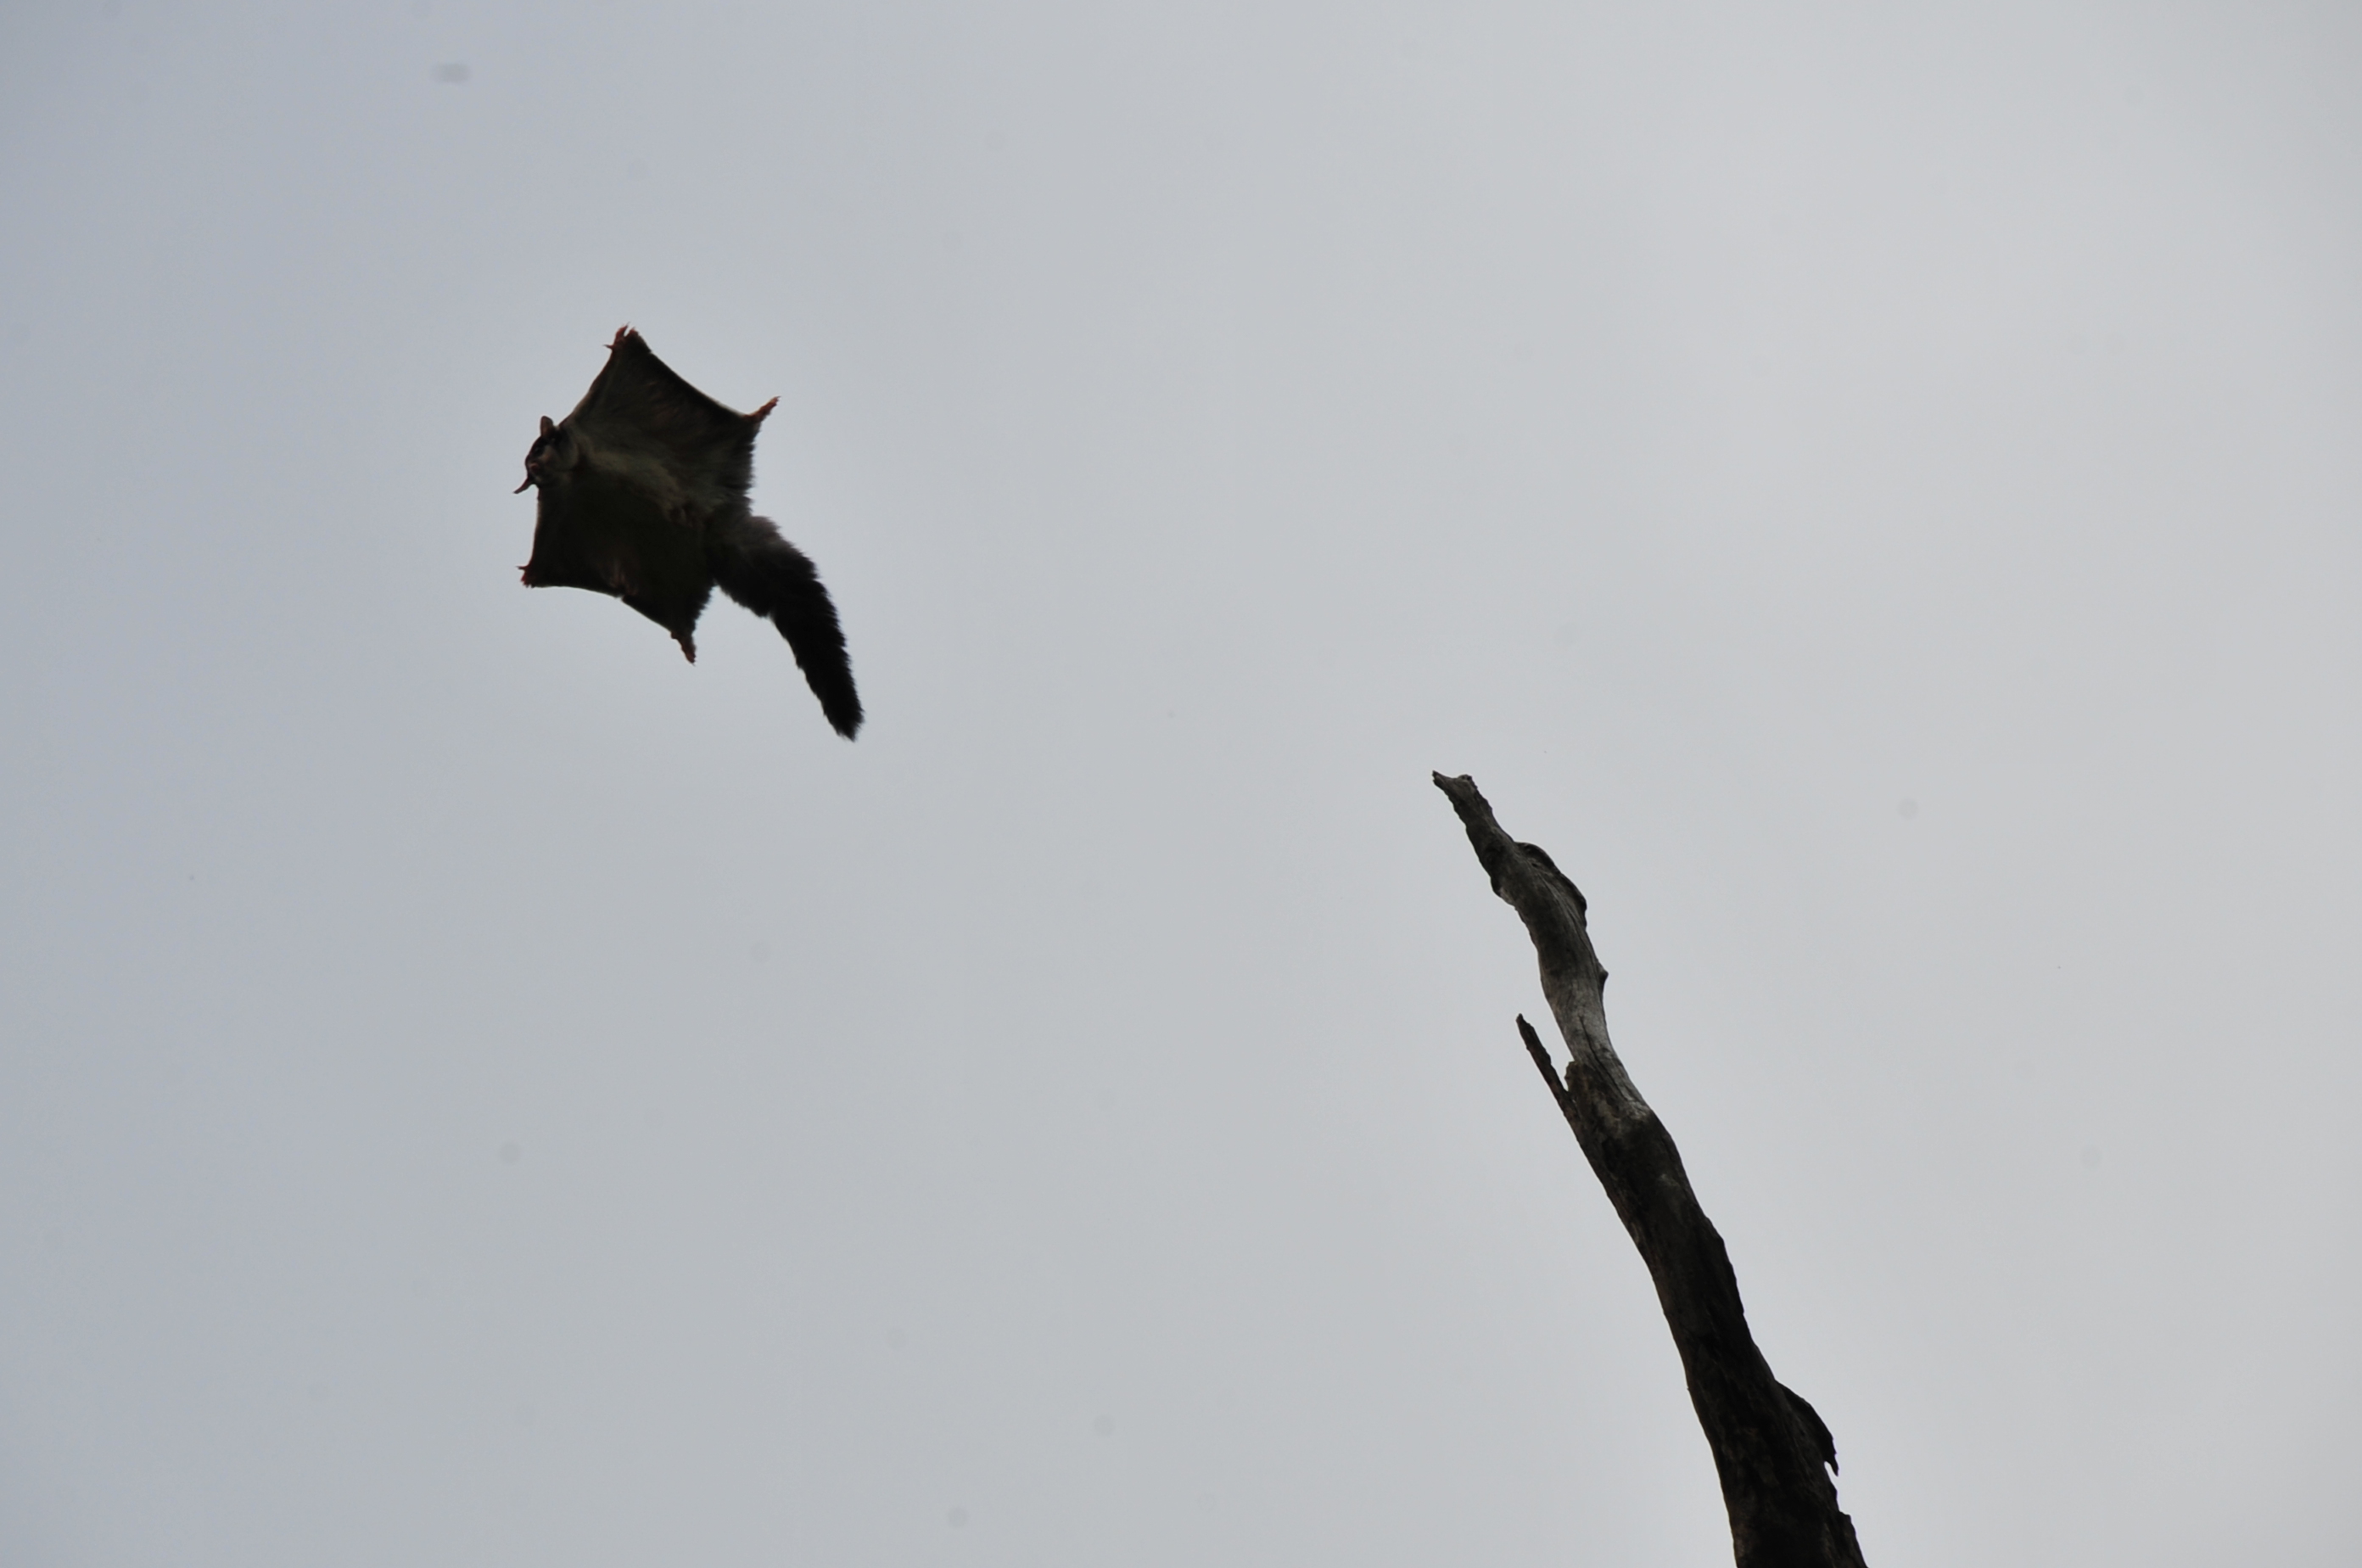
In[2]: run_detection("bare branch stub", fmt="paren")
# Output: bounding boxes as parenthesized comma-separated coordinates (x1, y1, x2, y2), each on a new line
(1434, 771, 1866, 1568)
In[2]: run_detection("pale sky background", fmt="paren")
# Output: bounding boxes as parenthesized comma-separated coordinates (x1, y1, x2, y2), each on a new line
(3, 3, 2359, 1565)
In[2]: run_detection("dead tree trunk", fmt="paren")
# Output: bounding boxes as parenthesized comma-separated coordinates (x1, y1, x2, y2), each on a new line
(1433, 772, 1867, 1568)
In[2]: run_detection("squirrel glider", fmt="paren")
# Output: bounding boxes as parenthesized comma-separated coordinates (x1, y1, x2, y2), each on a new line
(515, 326, 862, 738)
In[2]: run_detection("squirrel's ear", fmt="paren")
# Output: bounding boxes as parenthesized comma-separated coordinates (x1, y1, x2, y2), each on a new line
(540, 415, 557, 435)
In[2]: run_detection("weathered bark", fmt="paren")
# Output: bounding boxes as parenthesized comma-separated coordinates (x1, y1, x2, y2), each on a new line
(1433, 771, 1867, 1568)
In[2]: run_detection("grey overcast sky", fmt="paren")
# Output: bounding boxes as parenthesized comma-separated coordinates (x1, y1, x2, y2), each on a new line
(3, 3, 2358, 1564)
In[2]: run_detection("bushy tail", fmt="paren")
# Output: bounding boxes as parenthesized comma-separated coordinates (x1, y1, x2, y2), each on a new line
(708, 515, 863, 738)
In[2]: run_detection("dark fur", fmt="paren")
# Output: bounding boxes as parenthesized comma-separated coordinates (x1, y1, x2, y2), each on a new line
(516, 327, 863, 738)
(708, 514, 862, 738)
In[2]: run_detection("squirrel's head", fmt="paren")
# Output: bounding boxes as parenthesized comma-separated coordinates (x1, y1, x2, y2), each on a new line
(515, 415, 580, 492)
